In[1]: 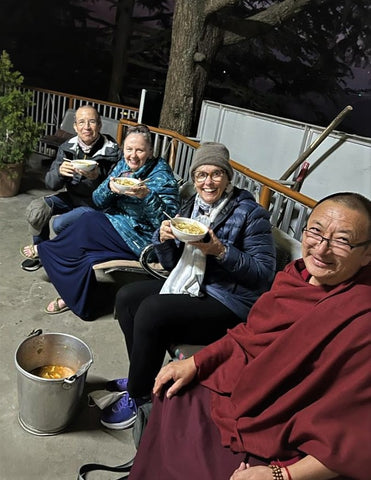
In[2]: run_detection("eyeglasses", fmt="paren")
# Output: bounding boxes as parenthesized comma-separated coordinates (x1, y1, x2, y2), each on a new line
(302, 227, 370, 254)
(75, 119, 98, 127)
(193, 169, 225, 183)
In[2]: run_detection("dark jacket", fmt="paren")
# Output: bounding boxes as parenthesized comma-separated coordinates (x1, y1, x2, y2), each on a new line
(153, 187, 276, 319)
(45, 134, 121, 207)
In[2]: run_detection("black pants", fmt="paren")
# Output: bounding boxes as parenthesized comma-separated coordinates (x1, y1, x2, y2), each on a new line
(115, 279, 241, 398)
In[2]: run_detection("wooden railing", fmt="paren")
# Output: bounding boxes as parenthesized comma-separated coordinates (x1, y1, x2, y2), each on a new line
(23, 87, 315, 240)
(118, 119, 316, 239)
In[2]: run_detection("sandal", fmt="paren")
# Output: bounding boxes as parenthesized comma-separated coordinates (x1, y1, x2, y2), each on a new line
(20, 244, 39, 259)
(21, 258, 42, 272)
(44, 297, 70, 315)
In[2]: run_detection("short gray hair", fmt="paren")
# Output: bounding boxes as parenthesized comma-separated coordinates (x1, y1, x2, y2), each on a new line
(125, 124, 153, 148)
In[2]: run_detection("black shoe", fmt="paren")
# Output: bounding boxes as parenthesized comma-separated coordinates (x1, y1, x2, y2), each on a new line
(21, 258, 42, 272)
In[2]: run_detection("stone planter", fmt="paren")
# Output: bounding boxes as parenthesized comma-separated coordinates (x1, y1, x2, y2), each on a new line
(0, 163, 24, 197)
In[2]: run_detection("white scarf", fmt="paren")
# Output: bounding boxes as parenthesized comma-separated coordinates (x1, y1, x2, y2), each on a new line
(160, 185, 233, 297)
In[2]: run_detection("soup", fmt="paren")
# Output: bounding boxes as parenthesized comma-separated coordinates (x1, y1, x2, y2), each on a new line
(175, 222, 205, 235)
(115, 178, 138, 186)
(31, 365, 76, 379)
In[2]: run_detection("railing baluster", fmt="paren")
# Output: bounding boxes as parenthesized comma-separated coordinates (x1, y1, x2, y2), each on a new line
(24, 86, 314, 241)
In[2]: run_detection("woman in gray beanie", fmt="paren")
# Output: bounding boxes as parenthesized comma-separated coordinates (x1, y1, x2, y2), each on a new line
(101, 141, 276, 430)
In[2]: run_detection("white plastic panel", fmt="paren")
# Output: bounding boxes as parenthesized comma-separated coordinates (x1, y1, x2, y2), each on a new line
(197, 100, 371, 200)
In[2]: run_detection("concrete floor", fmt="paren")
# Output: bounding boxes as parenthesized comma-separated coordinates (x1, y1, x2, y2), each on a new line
(0, 155, 147, 479)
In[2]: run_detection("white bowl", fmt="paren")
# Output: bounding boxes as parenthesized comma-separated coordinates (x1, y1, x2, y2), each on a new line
(70, 159, 97, 172)
(171, 217, 208, 243)
(112, 177, 141, 193)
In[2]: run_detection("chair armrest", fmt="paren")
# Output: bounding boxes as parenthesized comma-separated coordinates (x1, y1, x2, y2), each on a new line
(41, 129, 74, 148)
(139, 244, 169, 280)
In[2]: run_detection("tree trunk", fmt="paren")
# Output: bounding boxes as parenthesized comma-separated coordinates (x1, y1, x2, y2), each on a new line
(192, 21, 224, 132)
(159, 1, 226, 135)
(159, 0, 322, 137)
(108, 0, 135, 103)
(159, 0, 201, 135)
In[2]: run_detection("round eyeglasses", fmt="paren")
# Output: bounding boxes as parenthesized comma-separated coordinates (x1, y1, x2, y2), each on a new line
(193, 169, 225, 183)
(75, 119, 98, 127)
(302, 227, 370, 254)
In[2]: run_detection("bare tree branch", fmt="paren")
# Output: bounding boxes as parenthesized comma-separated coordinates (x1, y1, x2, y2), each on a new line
(204, 0, 238, 17)
(216, 0, 329, 45)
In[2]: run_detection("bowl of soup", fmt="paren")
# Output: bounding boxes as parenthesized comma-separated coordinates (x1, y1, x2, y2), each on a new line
(112, 177, 141, 193)
(171, 217, 208, 243)
(70, 159, 97, 172)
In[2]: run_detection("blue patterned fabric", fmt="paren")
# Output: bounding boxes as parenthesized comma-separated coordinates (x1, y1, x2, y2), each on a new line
(37, 156, 179, 320)
(93, 156, 180, 256)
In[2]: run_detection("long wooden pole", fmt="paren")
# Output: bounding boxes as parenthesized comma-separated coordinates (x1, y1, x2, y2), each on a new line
(280, 105, 353, 181)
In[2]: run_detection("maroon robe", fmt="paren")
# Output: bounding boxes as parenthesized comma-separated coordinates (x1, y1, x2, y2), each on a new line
(130, 260, 371, 480)
(197, 260, 371, 479)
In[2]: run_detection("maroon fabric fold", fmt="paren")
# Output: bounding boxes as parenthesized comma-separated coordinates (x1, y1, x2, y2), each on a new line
(128, 385, 246, 480)
(195, 260, 371, 479)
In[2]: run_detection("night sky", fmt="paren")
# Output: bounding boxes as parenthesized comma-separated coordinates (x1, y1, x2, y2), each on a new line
(1, 0, 370, 137)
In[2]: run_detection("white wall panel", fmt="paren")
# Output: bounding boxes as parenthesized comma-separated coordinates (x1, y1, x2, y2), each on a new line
(197, 101, 371, 200)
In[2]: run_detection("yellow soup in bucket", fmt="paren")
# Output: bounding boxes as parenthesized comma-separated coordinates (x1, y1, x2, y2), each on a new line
(31, 365, 76, 379)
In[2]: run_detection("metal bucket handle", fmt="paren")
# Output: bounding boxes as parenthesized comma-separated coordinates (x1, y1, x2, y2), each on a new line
(63, 359, 93, 386)
(27, 328, 43, 338)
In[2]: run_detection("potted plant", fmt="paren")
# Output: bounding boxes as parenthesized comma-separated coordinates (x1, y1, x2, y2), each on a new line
(0, 50, 44, 197)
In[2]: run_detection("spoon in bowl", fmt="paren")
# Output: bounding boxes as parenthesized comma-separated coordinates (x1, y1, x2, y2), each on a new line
(163, 211, 175, 224)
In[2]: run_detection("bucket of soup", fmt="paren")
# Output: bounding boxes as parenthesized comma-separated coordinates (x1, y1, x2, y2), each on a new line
(15, 329, 93, 436)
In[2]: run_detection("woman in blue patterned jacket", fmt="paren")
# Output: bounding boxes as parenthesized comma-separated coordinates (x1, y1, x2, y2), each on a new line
(101, 142, 276, 430)
(34, 125, 180, 320)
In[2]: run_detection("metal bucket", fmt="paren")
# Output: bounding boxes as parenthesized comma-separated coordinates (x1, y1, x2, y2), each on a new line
(15, 329, 93, 436)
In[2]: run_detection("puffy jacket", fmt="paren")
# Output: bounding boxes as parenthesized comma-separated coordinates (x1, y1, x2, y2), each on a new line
(153, 187, 276, 319)
(45, 134, 121, 207)
(93, 157, 180, 257)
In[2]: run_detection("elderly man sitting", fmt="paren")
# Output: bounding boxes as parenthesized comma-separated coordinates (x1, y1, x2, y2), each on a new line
(21, 105, 121, 271)
(128, 192, 371, 480)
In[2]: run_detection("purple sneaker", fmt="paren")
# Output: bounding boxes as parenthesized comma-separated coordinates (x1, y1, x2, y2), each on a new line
(100, 392, 137, 430)
(106, 377, 128, 392)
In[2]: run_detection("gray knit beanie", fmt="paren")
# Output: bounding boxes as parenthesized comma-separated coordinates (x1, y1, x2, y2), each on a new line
(190, 142, 233, 180)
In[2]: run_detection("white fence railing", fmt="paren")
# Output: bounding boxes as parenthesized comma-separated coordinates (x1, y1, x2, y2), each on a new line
(24, 86, 139, 155)
(22, 88, 315, 241)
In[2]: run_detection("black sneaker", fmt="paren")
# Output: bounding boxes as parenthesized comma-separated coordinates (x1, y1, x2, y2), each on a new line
(21, 258, 42, 272)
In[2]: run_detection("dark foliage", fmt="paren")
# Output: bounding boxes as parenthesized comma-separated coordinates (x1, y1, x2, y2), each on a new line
(0, 0, 369, 135)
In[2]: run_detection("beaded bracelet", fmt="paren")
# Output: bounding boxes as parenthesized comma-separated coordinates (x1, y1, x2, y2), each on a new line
(269, 465, 284, 480)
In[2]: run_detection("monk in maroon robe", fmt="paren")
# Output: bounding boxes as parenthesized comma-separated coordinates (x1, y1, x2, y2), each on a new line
(129, 192, 371, 480)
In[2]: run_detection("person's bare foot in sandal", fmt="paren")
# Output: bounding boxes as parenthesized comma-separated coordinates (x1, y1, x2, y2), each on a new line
(21, 244, 39, 259)
(20, 245, 42, 272)
(44, 297, 70, 315)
